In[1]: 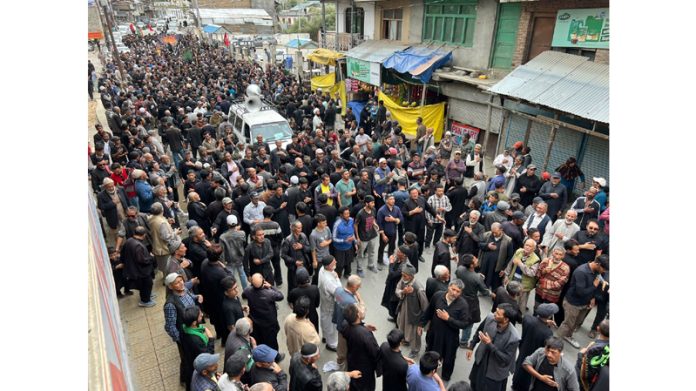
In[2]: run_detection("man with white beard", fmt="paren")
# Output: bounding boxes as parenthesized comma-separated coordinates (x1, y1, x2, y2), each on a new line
(318, 255, 341, 352)
(541, 210, 580, 256)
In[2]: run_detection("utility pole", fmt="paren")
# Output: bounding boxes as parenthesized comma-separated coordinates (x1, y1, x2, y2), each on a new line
(98, 0, 127, 91)
(321, 0, 326, 48)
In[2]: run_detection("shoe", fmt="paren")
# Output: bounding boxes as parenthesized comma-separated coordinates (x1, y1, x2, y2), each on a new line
(563, 336, 580, 349)
(459, 342, 468, 349)
(367, 266, 377, 273)
(322, 338, 326, 343)
(419, 256, 425, 263)
(124, 290, 134, 296)
(150, 294, 158, 299)
(377, 264, 384, 271)
(588, 330, 598, 339)
(326, 344, 337, 352)
(387, 316, 396, 323)
(117, 292, 125, 299)
(138, 300, 157, 308)
(275, 353, 286, 362)
(401, 341, 410, 347)
(409, 350, 419, 359)
(357, 270, 365, 278)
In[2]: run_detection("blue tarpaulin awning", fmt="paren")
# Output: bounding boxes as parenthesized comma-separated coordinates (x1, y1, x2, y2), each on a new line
(202, 24, 222, 34)
(382, 46, 452, 83)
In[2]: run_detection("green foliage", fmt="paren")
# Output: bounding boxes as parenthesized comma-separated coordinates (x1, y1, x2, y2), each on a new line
(283, 4, 335, 41)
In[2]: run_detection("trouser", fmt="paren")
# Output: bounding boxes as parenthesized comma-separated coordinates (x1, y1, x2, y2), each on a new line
(460, 323, 474, 344)
(230, 264, 248, 289)
(591, 297, 609, 330)
(415, 227, 426, 257)
(286, 266, 299, 295)
(356, 236, 378, 270)
(425, 222, 444, 248)
(133, 276, 153, 303)
(128, 196, 140, 210)
(172, 150, 183, 169)
(335, 248, 353, 278)
(556, 299, 590, 338)
(176, 341, 186, 383)
(271, 250, 283, 285)
(155, 255, 169, 278)
(321, 307, 338, 348)
(337, 332, 348, 369)
(430, 337, 458, 381)
(252, 323, 280, 350)
(377, 234, 396, 267)
(533, 295, 557, 313)
(397, 223, 404, 245)
(517, 288, 532, 314)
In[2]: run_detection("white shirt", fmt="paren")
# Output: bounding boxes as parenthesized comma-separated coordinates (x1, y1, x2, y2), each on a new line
(523, 213, 553, 235)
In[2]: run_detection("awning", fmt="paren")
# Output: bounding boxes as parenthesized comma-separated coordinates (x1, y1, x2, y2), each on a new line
(202, 24, 222, 34)
(488, 51, 609, 123)
(88, 31, 104, 40)
(344, 40, 410, 64)
(345, 40, 410, 86)
(306, 48, 344, 66)
(382, 45, 452, 83)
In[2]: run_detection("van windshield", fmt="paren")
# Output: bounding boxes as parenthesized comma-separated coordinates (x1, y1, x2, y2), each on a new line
(251, 121, 293, 142)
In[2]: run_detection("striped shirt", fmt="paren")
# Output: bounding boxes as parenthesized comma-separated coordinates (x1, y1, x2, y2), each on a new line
(426, 194, 452, 224)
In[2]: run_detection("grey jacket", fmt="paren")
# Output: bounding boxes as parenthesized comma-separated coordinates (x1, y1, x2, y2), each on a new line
(523, 346, 580, 391)
(468, 314, 521, 381)
(219, 229, 247, 269)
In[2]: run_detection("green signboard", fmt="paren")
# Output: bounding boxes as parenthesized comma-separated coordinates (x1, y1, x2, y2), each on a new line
(551, 8, 609, 49)
(347, 57, 380, 86)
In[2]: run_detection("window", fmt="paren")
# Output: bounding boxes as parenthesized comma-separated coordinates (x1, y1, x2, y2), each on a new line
(382, 9, 403, 41)
(345, 7, 365, 37)
(422, 0, 477, 46)
(552, 47, 597, 61)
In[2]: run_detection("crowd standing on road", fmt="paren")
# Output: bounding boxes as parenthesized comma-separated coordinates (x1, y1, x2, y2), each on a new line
(94, 34, 610, 391)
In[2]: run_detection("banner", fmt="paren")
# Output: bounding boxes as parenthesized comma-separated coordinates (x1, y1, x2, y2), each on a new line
(551, 8, 609, 49)
(450, 121, 479, 145)
(310, 73, 347, 116)
(347, 58, 381, 86)
(378, 91, 446, 142)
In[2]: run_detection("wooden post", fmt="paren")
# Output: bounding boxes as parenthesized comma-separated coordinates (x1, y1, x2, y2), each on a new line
(482, 94, 494, 155)
(495, 109, 510, 156)
(523, 118, 532, 147)
(542, 114, 560, 171)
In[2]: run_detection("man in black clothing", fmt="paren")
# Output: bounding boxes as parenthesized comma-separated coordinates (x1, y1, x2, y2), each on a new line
(572, 220, 609, 265)
(316, 193, 337, 231)
(245, 227, 276, 283)
(511, 303, 559, 391)
(431, 229, 457, 277)
(243, 273, 285, 351)
(287, 268, 321, 332)
(403, 187, 439, 258)
(121, 226, 156, 306)
(252, 207, 285, 286)
(289, 343, 323, 391)
(250, 344, 289, 391)
(186, 192, 210, 236)
(418, 279, 470, 382)
(514, 165, 542, 207)
(199, 249, 230, 345)
(281, 221, 312, 295)
(185, 226, 211, 278)
(220, 277, 246, 346)
(425, 265, 450, 302)
(378, 329, 410, 391)
(455, 210, 485, 257)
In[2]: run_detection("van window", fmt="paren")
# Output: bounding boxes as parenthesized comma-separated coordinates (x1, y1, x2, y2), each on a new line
(234, 115, 243, 131)
(244, 123, 251, 139)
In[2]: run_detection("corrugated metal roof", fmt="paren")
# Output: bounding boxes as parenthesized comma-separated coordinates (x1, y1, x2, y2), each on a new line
(202, 24, 222, 33)
(345, 40, 410, 63)
(198, 8, 272, 19)
(488, 51, 609, 123)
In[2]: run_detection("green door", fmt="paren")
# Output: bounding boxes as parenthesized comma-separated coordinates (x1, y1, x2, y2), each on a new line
(491, 2, 522, 69)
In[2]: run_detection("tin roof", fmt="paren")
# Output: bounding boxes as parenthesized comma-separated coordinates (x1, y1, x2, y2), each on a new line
(488, 51, 609, 123)
(345, 40, 410, 63)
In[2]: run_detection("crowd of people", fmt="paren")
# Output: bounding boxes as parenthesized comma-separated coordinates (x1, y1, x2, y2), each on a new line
(92, 33, 610, 391)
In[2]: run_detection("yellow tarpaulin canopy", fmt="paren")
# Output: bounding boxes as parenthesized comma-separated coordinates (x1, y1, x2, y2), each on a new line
(378, 91, 445, 142)
(311, 73, 347, 116)
(307, 48, 344, 66)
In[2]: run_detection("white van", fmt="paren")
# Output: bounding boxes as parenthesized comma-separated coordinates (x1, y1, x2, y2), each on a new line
(227, 99, 293, 152)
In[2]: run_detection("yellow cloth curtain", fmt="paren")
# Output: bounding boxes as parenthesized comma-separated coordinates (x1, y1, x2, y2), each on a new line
(377, 91, 445, 142)
(307, 48, 344, 66)
(311, 73, 347, 116)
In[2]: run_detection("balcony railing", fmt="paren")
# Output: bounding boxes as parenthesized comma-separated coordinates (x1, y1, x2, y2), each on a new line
(321, 31, 368, 51)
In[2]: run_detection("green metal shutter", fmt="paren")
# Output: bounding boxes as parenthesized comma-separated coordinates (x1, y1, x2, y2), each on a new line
(491, 2, 521, 69)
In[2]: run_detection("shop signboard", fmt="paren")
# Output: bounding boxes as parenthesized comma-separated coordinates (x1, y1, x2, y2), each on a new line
(347, 57, 381, 86)
(451, 121, 479, 146)
(551, 8, 609, 49)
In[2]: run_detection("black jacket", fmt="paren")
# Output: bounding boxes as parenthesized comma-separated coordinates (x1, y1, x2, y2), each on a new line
(97, 188, 128, 229)
(121, 237, 154, 279)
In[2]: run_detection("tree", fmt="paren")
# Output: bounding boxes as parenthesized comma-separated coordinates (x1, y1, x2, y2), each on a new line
(284, 5, 335, 41)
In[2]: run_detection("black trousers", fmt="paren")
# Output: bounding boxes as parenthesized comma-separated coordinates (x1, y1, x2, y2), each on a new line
(377, 234, 396, 267)
(271, 250, 283, 285)
(252, 323, 280, 350)
(133, 276, 153, 303)
(176, 341, 186, 384)
(425, 222, 444, 248)
(334, 248, 354, 278)
(426, 335, 459, 381)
